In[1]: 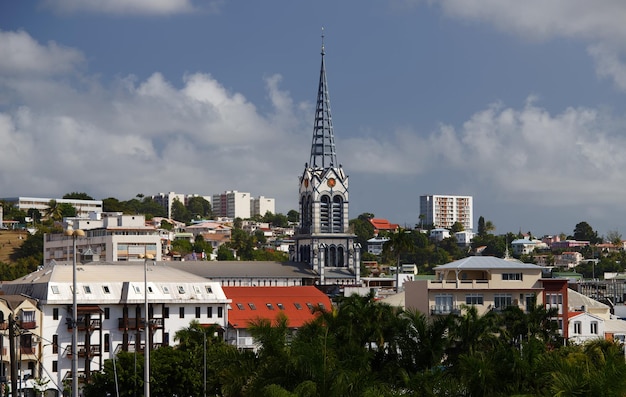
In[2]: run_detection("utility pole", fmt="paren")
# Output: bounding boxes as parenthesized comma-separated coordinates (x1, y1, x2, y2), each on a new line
(8, 315, 16, 397)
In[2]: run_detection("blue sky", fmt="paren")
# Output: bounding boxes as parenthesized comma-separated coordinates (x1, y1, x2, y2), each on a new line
(2, 0, 626, 238)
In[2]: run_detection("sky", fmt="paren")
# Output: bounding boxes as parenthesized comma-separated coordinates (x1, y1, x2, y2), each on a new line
(2, 1, 626, 238)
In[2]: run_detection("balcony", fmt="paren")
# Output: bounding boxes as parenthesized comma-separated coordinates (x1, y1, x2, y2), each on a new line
(118, 317, 164, 331)
(428, 279, 490, 289)
(77, 319, 101, 332)
(19, 346, 36, 355)
(19, 321, 36, 330)
(430, 305, 461, 315)
(65, 344, 100, 358)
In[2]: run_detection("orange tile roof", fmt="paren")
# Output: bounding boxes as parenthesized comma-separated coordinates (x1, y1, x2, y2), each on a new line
(222, 286, 332, 329)
(369, 218, 399, 231)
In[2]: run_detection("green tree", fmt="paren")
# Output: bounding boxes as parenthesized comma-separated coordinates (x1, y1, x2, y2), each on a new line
(217, 244, 235, 260)
(193, 234, 213, 257)
(44, 200, 63, 221)
(171, 199, 191, 223)
(287, 210, 299, 223)
(349, 213, 376, 251)
(571, 221, 601, 244)
(450, 221, 464, 233)
(102, 197, 126, 213)
(382, 227, 415, 291)
(186, 196, 212, 220)
(62, 192, 94, 200)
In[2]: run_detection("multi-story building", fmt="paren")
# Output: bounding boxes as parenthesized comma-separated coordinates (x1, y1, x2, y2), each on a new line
(43, 212, 162, 262)
(212, 191, 251, 219)
(1, 262, 231, 396)
(292, 38, 361, 286)
(150, 192, 212, 220)
(250, 196, 275, 218)
(419, 195, 473, 231)
(0, 295, 45, 395)
(405, 256, 570, 338)
(2, 197, 103, 219)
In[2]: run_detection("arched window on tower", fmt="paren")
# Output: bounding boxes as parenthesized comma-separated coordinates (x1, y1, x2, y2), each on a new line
(337, 246, 345, 267)
(332, 195, 343, 233)
(320, 195, 330, 233)
(307, 195, 313, 229)
(329, 245, 337, 266)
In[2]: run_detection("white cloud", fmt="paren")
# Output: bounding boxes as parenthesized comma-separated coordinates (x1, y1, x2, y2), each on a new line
(0, 30, 84, 76)
(40, 0, 219, 15)
(426, 0, 626, 91)
(0, 30, 303, 209)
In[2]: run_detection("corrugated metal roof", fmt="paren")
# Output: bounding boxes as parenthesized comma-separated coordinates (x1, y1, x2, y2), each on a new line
(435, 256, 540, 270)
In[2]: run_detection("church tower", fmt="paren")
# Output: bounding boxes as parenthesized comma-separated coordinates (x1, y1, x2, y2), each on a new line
(293, 32, 361, 286)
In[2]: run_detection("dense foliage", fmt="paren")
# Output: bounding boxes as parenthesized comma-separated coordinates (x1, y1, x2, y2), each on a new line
(83, 295, 626, 397)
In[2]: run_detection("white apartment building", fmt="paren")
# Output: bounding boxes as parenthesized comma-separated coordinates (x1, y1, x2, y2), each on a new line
(151, 192, 212, 220)
(419, 195, 473, 231)
(212, 191, 251, 219)
(250, 196, 275, 217)
(43, 212, 162, 262)
(1, 262, 231, 396)
(2, 197, 103, 218)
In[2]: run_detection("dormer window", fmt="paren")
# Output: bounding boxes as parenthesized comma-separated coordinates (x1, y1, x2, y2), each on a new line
(177, 286, 185, 294)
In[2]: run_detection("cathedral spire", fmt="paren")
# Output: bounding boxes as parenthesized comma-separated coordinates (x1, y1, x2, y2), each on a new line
(309, 27, 337, 169)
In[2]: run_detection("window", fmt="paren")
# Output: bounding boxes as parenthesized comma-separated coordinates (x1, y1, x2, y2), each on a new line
(574, 321, 582, 334)
(207, 307, 213, 317)
(465, 294, 484, 305)
(53, 308, 59, 320)
(195, 307, 201, 318)
(51, 286, 59, 294)
(306, 303, 314, 312)
(494, 294, 513, 309)
(217, 307, 223, 318)
(104, 308, 110, 320)
(148, 286, 153, 293)
(133, 285, 141, 294)
(52, 361, 58, 373)
(104, 334, 110, 353)
(22, 310, 35, 323)
(194, 286, 201, 294)
(179, 307, 184, 318)
(248, 303, 257, 310)
(162, 286, 170, 294)
(266, 303, 274, 310)
(434, 294, 454, 314)
(236, 303, 245, 310)
(294, 303, 303, 310)
(277, 303, 284, 310)
(164, 307, 169, 319)
(102, 286, 110, 294)
(52, 335, 58, 354)
(590, 321, 598, 334)
(502, 273, 522, 281)
(83, 286, 92, 294)
(205, 286, 213, 294)
(177, 286, 185, 294)
(318, 303, 326, 311)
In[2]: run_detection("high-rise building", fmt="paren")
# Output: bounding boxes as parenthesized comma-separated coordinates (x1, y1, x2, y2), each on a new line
(251, 196, 275, 217)
(212, 190, 251, 219)
(292, 34, 361, 285)
(419, 194, 473, 231)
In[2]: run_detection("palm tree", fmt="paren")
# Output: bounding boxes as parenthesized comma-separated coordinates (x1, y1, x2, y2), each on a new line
(45, 199, 62, 222)
(382, 227, 415, 292)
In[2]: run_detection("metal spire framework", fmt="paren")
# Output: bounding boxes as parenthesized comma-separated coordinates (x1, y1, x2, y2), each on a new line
(309, 28, 337, 169)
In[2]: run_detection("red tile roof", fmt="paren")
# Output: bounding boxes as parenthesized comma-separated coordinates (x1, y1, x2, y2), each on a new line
(369, 218, 399, 232)
(222, 286, 332, 329)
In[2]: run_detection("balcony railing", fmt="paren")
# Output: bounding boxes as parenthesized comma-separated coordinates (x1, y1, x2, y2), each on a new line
(428, 279, 490, 289)
(19, 321, 36, 330)
(19, 346, 36, 355)
(430, 305, 461, 315)
(118, 317, 164, 330)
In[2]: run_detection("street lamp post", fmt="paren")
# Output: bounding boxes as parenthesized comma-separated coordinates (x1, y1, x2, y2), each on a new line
(143, 254, 154, 397)
(64, 226, 84, 397)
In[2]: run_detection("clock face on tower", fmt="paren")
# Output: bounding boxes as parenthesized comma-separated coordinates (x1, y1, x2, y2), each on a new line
(327, 178, 336, 188)
(304, 178, 309, 188)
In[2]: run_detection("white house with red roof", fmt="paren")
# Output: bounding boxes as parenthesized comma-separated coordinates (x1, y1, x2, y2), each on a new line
(222, 286, 332, 350)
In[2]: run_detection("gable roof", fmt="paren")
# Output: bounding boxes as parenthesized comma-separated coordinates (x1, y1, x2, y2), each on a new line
(222, 286, 332, 329)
